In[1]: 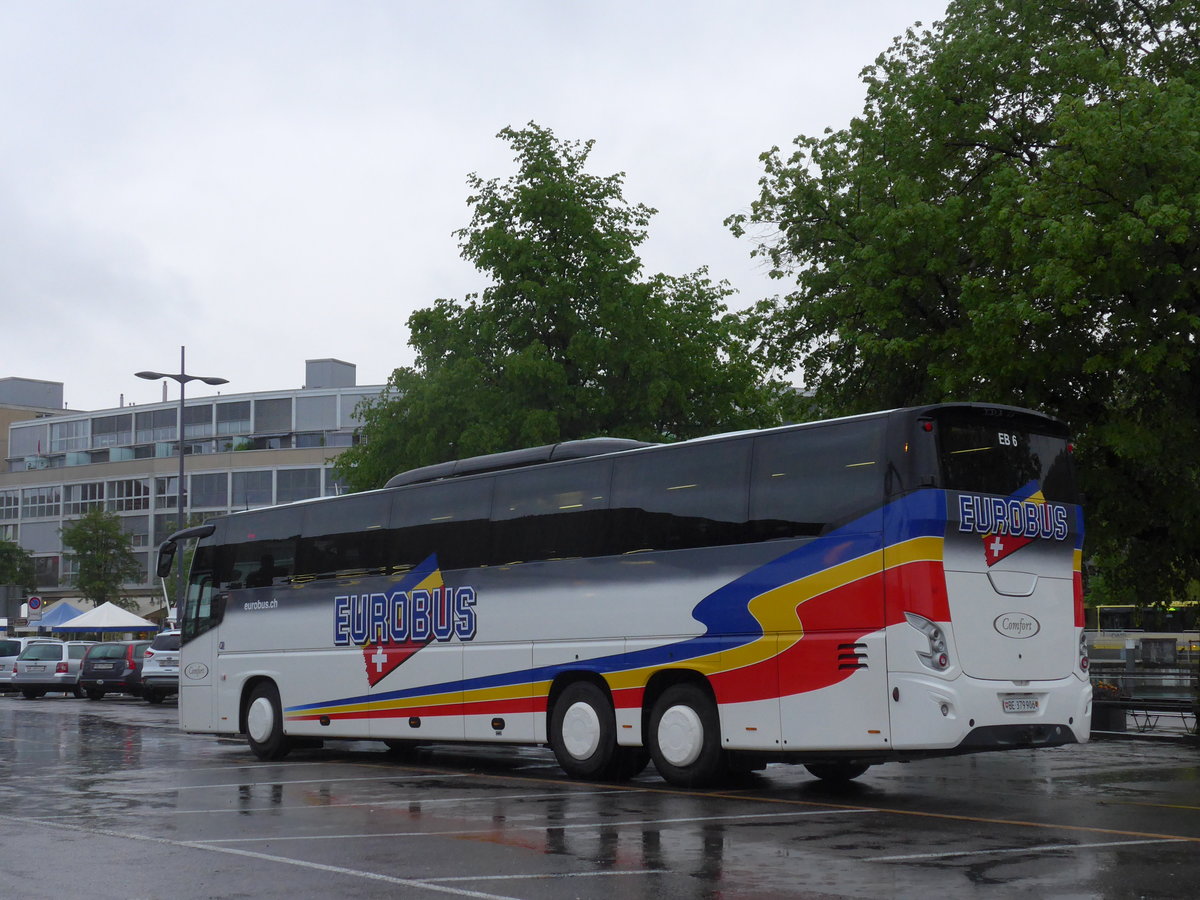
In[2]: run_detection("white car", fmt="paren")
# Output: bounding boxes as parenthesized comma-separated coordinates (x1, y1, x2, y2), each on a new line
(0, 638, 62, 692)
(141, 630, 181, 703)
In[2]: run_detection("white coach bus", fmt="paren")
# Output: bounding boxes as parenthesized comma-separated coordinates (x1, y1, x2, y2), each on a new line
(158, 403, 1090, 786)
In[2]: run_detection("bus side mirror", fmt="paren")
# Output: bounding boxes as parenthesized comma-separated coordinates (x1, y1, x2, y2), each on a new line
(156, 542, 177, 579)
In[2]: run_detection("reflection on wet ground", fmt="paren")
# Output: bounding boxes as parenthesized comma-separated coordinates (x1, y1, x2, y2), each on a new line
(1, 695, 1197, 899)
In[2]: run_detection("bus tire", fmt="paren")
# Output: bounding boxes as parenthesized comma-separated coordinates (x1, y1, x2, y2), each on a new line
(610, 746, 651, 781)
(246, 682, 292, 761)
(549, 681, 621, 781)
(648, 683, 726, 788)
(804, 762, 870, 782)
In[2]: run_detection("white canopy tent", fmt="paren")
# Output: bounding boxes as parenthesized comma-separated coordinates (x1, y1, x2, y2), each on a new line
(48, 601, 157, 633)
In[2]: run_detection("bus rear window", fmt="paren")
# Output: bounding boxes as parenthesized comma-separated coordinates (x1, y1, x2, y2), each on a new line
(936, 415, 1078, 503)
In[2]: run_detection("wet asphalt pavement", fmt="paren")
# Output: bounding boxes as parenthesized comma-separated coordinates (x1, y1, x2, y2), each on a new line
(0, 693, 1196, 899)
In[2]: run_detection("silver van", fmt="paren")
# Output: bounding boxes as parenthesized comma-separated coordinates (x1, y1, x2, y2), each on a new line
(12, 640, 95, 698)
(0, 638, 62, 692)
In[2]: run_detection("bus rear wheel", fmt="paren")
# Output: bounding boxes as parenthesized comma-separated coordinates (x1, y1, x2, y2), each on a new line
(246, 682, 292, 761)
(648, 683, 726, 788)
(549, 681, 628, 781)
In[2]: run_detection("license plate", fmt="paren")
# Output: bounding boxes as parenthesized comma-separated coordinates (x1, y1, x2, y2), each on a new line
(29, 665, 46, 672)
(1002, 697, 1039, 713)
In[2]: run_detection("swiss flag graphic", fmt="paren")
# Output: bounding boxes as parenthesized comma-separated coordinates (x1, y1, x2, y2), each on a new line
(982, 531, 1035, 567)
(362, 636, 431, 687)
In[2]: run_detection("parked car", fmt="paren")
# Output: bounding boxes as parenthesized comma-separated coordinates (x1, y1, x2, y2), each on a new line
(140, 630, 181, 704)
(78, 640, 152, 700)
(11, 640, 95, 698)
(1, 638, 62, 693)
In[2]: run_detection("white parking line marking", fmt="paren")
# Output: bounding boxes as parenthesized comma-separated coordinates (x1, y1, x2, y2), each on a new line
(867, 837, 1187, 862)
(14, 815, 523, 900)
(424, 869, 668, 883)
(173, 772, 474, 789)
(174, 842, 527, 899)
(12, 788, 635, 820)
(16, 812, 672, 899)
(192, 807, 873, 843)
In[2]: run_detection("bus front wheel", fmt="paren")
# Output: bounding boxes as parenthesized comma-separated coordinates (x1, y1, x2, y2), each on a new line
(648, 683, 726, 788)
(246, 682, 292, 761)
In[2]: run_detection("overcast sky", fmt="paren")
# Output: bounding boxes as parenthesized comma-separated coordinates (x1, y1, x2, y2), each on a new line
(1, 0, 948, 412)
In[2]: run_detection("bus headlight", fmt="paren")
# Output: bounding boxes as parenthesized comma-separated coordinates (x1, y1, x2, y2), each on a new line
(905, 612, 951, 671)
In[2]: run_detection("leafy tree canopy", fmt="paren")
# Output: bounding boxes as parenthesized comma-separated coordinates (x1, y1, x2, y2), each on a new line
(336, 123, 796, 490)
(0, 538, 36, 594)
(729, 0, 1200, 605)
(61, 507, 143, 611)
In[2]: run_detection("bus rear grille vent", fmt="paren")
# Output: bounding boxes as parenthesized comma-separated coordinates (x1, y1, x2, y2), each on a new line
(837, 643, 869, 670)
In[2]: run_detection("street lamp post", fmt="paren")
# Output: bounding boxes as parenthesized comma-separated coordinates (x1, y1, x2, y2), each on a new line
(136, 346, 228, 623)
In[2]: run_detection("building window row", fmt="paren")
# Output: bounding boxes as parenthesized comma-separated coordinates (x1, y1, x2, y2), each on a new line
(109, 478, 151, 512)
(9, 392, 376, 471)
(63, 482, 105, 515)
(22, 486, 61, 518)
(12, 469, 334, 525)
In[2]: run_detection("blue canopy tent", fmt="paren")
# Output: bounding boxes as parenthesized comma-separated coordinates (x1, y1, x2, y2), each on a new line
(35, 601, 84, 628)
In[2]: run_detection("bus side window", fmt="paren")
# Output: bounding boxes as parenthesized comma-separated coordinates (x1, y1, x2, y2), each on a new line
(749, 421, 885, 539)
(230, 540, 296, 587)
(390, 479, 494, 571)
(298, 492, 392, 579)
(611, 442, 751, 554)
(222, 507, 301, 587)
(491, 459, 612, 563)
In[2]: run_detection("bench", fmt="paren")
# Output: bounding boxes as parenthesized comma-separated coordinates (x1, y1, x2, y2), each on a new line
(1092, 698, 1197, 735)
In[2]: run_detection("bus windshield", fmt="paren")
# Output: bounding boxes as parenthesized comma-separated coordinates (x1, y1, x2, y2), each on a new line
(935, 411, 1077, 503)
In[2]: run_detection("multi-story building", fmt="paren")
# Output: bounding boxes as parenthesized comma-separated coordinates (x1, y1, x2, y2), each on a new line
(0, 359, 382, 617)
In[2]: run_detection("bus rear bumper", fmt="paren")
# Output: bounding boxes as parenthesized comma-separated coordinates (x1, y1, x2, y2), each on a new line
(888, 672, 1092, 752)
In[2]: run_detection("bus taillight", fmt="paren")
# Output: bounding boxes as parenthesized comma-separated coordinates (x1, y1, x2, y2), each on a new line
(905, 612, 951, 672)
(1079, 632, 1089, 672)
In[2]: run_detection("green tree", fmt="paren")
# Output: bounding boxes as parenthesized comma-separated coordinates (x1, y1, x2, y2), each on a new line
(61, 508, 144, 611)
(730, 0, 1200, 607)
(0, 538, 36, 593)
(336, 123, 795, 490)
